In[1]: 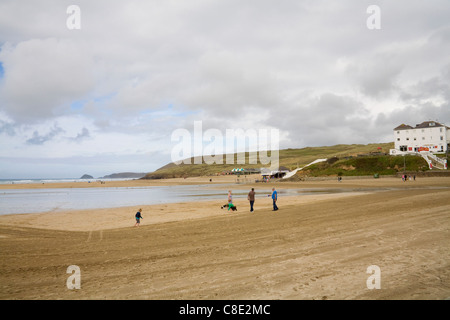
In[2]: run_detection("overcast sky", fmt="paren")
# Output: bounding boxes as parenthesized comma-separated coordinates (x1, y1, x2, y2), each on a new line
(0, 0, 449, 178)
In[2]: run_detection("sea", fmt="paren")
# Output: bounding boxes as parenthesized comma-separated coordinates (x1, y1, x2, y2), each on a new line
(0, 178, 360, 216)
(0, 178, 285, 215)
(0, 177, 133, 185)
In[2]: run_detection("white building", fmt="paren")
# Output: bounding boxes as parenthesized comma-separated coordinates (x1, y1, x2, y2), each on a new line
(391, 121, 450, 154)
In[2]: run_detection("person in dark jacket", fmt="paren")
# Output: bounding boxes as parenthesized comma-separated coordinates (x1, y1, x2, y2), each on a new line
(248, 188, 256, 212)
(135, 208, 143, 227)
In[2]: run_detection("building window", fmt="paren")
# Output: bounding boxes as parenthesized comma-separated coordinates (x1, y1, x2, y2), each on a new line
(400, 146, 408, 152)
(440, 128, 443, 132)
(397, 138, 400, 141)
(397, 131, 400, 134)
(414, 137, 417, 141)
(422, 137, 425, 140)
(441, 136, 444, 141)
(406, 138, 409, 141)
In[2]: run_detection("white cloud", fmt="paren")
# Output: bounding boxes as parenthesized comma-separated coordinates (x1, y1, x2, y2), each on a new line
(0, 38, 95, 122)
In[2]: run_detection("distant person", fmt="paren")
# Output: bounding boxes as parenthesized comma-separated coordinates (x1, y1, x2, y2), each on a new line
(227, 190, 234, 211)
(248, 188, 256, 212)
(135, 208, 143, 227)
(271, 188, 278, 211)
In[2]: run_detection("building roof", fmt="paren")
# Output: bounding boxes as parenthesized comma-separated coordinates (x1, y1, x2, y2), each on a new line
(394, 121, 449, 131)
(413, 121, 446, 129)
(394, 124, 413, 130)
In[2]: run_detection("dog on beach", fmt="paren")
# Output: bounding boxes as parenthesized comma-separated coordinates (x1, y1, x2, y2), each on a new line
(221, 204, 237, 211)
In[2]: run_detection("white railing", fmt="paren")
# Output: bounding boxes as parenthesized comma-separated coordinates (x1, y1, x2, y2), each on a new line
(427, 153, 447, 165)
(420, 153, 433, 169)
(422, 153, 447, 170)
(283, 159, 327, 179)
(390, 149, 447, 170)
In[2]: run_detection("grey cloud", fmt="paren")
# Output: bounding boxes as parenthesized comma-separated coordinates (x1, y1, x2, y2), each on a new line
(375, 103, 450, 143)
(69, 127, 90, 142)
(0, 38, 94, 124)
(26, 125, 65, 145)
(183, 53, 280, 117)
(0, 119, 16, 136)
(0, 0, 449, 178)
(346, 55, 404, 99)
(2, 0, 449, 124)
(387, 103, 450, 126)
(374, 66, 450, 136)
(359, 63, 403, 99)
(400, 65, 450, 104)
(249, 92, 374, 148)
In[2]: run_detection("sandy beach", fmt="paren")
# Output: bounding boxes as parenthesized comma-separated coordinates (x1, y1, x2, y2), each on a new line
(0, 176, 449, 300)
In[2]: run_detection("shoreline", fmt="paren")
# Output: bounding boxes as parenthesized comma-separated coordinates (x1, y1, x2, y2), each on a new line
(1, 174, 450, 189)
(0, 174, 263, 188)
(0, 192, 368, 231)
(1, 177, 449, 231)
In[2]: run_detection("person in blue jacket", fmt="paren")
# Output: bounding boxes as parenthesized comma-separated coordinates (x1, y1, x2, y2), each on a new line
(271, 188, 278, 211)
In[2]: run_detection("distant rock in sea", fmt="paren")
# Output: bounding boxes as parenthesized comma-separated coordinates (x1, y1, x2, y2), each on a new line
(80, 174, 94, 179)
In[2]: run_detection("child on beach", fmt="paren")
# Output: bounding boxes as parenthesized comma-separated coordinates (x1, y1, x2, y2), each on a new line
(227, 190, 234, 211)
(135, 208, 143, 227)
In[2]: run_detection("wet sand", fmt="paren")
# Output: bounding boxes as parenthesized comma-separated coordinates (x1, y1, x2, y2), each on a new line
(0, 177, 449, 299)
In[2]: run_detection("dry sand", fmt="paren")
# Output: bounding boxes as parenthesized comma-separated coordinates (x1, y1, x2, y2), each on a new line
(0, 177, 449, 300)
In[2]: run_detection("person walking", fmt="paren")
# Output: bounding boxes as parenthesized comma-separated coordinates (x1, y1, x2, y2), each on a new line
(271, 187, 278, 211)
(248, 188, 255, 212)
(135, 208, 143, 227)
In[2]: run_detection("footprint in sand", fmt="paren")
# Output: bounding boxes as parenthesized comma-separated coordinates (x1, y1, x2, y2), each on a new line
(86, 230, 103, 242)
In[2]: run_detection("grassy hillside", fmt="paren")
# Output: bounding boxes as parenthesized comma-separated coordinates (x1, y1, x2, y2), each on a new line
(143, 142, 398, 179)
(272, 143, 395, 170)
(293, 154, 429, 178)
